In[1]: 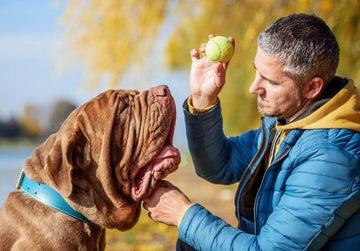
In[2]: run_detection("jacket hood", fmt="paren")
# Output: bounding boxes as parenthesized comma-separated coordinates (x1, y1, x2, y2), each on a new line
(277, 77, 360, 133)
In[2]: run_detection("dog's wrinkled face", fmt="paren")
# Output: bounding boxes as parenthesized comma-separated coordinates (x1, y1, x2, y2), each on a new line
(24, 85, 180, 230)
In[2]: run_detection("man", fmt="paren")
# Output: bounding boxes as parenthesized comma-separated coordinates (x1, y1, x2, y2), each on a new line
(143, 13, 360, 250)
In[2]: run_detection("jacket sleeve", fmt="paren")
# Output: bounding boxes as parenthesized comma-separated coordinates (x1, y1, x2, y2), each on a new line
(178, 128, 360, 250)
(179, 204, 265, 250)
(183, 100, 260, 184)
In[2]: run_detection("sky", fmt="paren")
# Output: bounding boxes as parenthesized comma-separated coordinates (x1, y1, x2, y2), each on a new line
(0, 0, 92, 118)
(0, 0, 190, 149)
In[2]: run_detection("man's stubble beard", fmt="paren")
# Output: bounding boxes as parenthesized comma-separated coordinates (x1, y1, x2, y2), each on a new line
(256, 87, 304, 119)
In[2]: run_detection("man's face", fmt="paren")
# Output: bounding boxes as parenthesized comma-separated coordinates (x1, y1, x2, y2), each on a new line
(250, 47, 305, 122)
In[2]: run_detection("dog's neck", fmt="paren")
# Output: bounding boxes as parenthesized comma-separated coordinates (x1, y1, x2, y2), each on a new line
(16, 170, 96, 226)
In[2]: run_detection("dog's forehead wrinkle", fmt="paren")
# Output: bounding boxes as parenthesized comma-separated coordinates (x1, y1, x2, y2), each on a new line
(129, 101, 148, 162)
(129, 94, 174, 167)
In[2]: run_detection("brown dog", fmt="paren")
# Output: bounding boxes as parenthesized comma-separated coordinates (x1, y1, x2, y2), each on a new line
(0, 85, 180, 250)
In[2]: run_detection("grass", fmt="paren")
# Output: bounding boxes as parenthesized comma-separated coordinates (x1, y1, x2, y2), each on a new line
(104, 153, 238, 250)
(106, 215, 178, 251)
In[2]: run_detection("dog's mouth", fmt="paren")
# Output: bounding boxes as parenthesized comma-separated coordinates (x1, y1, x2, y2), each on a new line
(130, 144, 180, 201)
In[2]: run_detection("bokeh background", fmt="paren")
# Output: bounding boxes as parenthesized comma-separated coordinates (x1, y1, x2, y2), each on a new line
(1, 0, 359, 250)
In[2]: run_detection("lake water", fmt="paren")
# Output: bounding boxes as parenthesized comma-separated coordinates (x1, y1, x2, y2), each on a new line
(0, 146, 33, 206)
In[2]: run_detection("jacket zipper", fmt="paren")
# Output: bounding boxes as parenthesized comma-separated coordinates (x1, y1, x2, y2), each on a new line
(253, 128, 283, 235)
(253, 145, 291, 235)
(235, 119, 274, 224)
(268, 129, 283, 165)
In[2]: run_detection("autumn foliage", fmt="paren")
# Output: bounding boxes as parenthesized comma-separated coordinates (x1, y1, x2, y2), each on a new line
(62, 0, 360, 136)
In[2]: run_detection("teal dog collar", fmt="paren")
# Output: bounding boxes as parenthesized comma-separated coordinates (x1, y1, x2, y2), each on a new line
(17, 170, 95, 226)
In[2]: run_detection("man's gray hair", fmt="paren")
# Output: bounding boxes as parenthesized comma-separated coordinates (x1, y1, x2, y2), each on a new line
(258, 13, 339, 87)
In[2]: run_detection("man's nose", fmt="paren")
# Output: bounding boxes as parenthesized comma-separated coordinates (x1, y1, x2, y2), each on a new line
(249, 79, 262, 94)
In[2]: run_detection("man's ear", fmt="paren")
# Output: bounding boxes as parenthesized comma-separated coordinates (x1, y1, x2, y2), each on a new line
(303, 77, 325, 100)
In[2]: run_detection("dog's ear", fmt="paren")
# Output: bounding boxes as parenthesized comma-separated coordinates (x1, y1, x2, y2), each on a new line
(24, 126, 91, 198)
(24, 134, 74, 197)
(65, 128, 92, 170)
(53, 126, 92, 197)
(44, 135, 73, 197)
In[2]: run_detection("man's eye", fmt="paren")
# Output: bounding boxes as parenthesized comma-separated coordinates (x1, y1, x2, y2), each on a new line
(269, 80, 280, 85)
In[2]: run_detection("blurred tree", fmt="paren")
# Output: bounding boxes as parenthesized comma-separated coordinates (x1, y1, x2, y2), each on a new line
(19, 105, 42, 138)
(0, 118, 21, 138)
(62, 0, 360, 134)
(47, 100, 77, 135)
(61, 0, 169, 88)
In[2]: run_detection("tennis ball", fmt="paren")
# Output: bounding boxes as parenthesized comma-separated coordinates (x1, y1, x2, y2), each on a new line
(205, 36, 234, 63)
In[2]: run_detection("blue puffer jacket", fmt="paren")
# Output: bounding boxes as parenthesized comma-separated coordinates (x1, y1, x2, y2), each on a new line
(180, 77, 360, 250)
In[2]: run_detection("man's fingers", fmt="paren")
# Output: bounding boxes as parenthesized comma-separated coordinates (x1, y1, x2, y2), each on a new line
(208, 34, 216, 40)
(190, 48, 200, 62)
(199, 42, 207, 55)
(157, 180, 178, 190)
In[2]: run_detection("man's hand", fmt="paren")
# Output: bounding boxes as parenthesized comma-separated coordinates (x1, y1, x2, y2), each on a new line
(190, 35, 235, 109)
(143, 180, 193, 227)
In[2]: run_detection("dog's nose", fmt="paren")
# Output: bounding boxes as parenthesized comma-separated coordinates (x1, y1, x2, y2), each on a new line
(151, 85, 169, 97)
